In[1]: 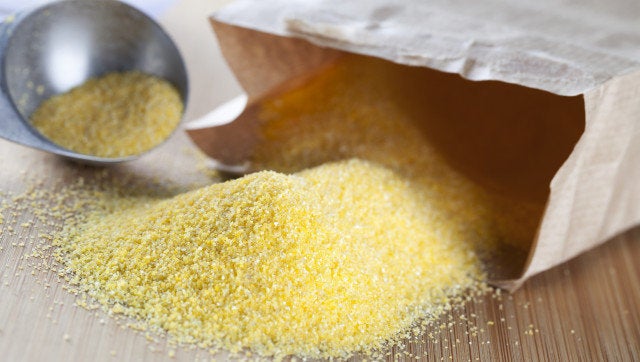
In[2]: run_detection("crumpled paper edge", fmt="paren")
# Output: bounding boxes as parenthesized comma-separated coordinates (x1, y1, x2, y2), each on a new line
(212, 0, 640, 97)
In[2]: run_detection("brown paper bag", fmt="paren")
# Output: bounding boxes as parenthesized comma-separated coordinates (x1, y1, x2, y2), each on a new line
(186, 1, 640, 290)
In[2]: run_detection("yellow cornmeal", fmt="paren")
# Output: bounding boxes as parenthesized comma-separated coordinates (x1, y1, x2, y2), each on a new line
(253, 55, 543, 251)
(55, 160, 483, 359)
(48, 56, 542, 359)
(30, 71, 183, 158)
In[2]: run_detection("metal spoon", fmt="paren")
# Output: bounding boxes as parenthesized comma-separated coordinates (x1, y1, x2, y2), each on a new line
(0, 0, 188, 164)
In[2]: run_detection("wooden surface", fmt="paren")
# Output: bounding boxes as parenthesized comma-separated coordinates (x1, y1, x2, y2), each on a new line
(0, 133, 639, 362)
(1, 1, 639, 361)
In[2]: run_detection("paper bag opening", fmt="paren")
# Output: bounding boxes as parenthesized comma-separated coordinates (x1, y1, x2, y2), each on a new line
(194, 22, 585, 203)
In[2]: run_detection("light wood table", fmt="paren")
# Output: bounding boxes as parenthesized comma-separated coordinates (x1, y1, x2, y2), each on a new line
(0, 134, 638, 361)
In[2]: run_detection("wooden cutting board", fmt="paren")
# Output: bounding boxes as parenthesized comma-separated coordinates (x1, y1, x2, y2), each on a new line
(0, 1, 638, 360)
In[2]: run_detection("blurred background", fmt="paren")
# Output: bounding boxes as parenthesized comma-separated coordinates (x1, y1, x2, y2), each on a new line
(0, 0, 177, 19)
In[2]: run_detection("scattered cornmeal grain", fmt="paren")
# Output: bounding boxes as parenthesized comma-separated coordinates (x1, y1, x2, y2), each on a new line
(30, 71, 183, 158)
(54, 159, 484, 359)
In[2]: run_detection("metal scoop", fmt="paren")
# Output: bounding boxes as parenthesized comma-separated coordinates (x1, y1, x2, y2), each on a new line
(0, 0, 188, 164)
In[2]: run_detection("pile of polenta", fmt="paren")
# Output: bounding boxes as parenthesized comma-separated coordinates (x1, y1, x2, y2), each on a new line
(51, 55, 540, 359)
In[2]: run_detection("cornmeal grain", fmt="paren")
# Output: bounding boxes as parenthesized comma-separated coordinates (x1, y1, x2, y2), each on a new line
(30, 71, 182, 158)
(55, 160, 483, 359)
